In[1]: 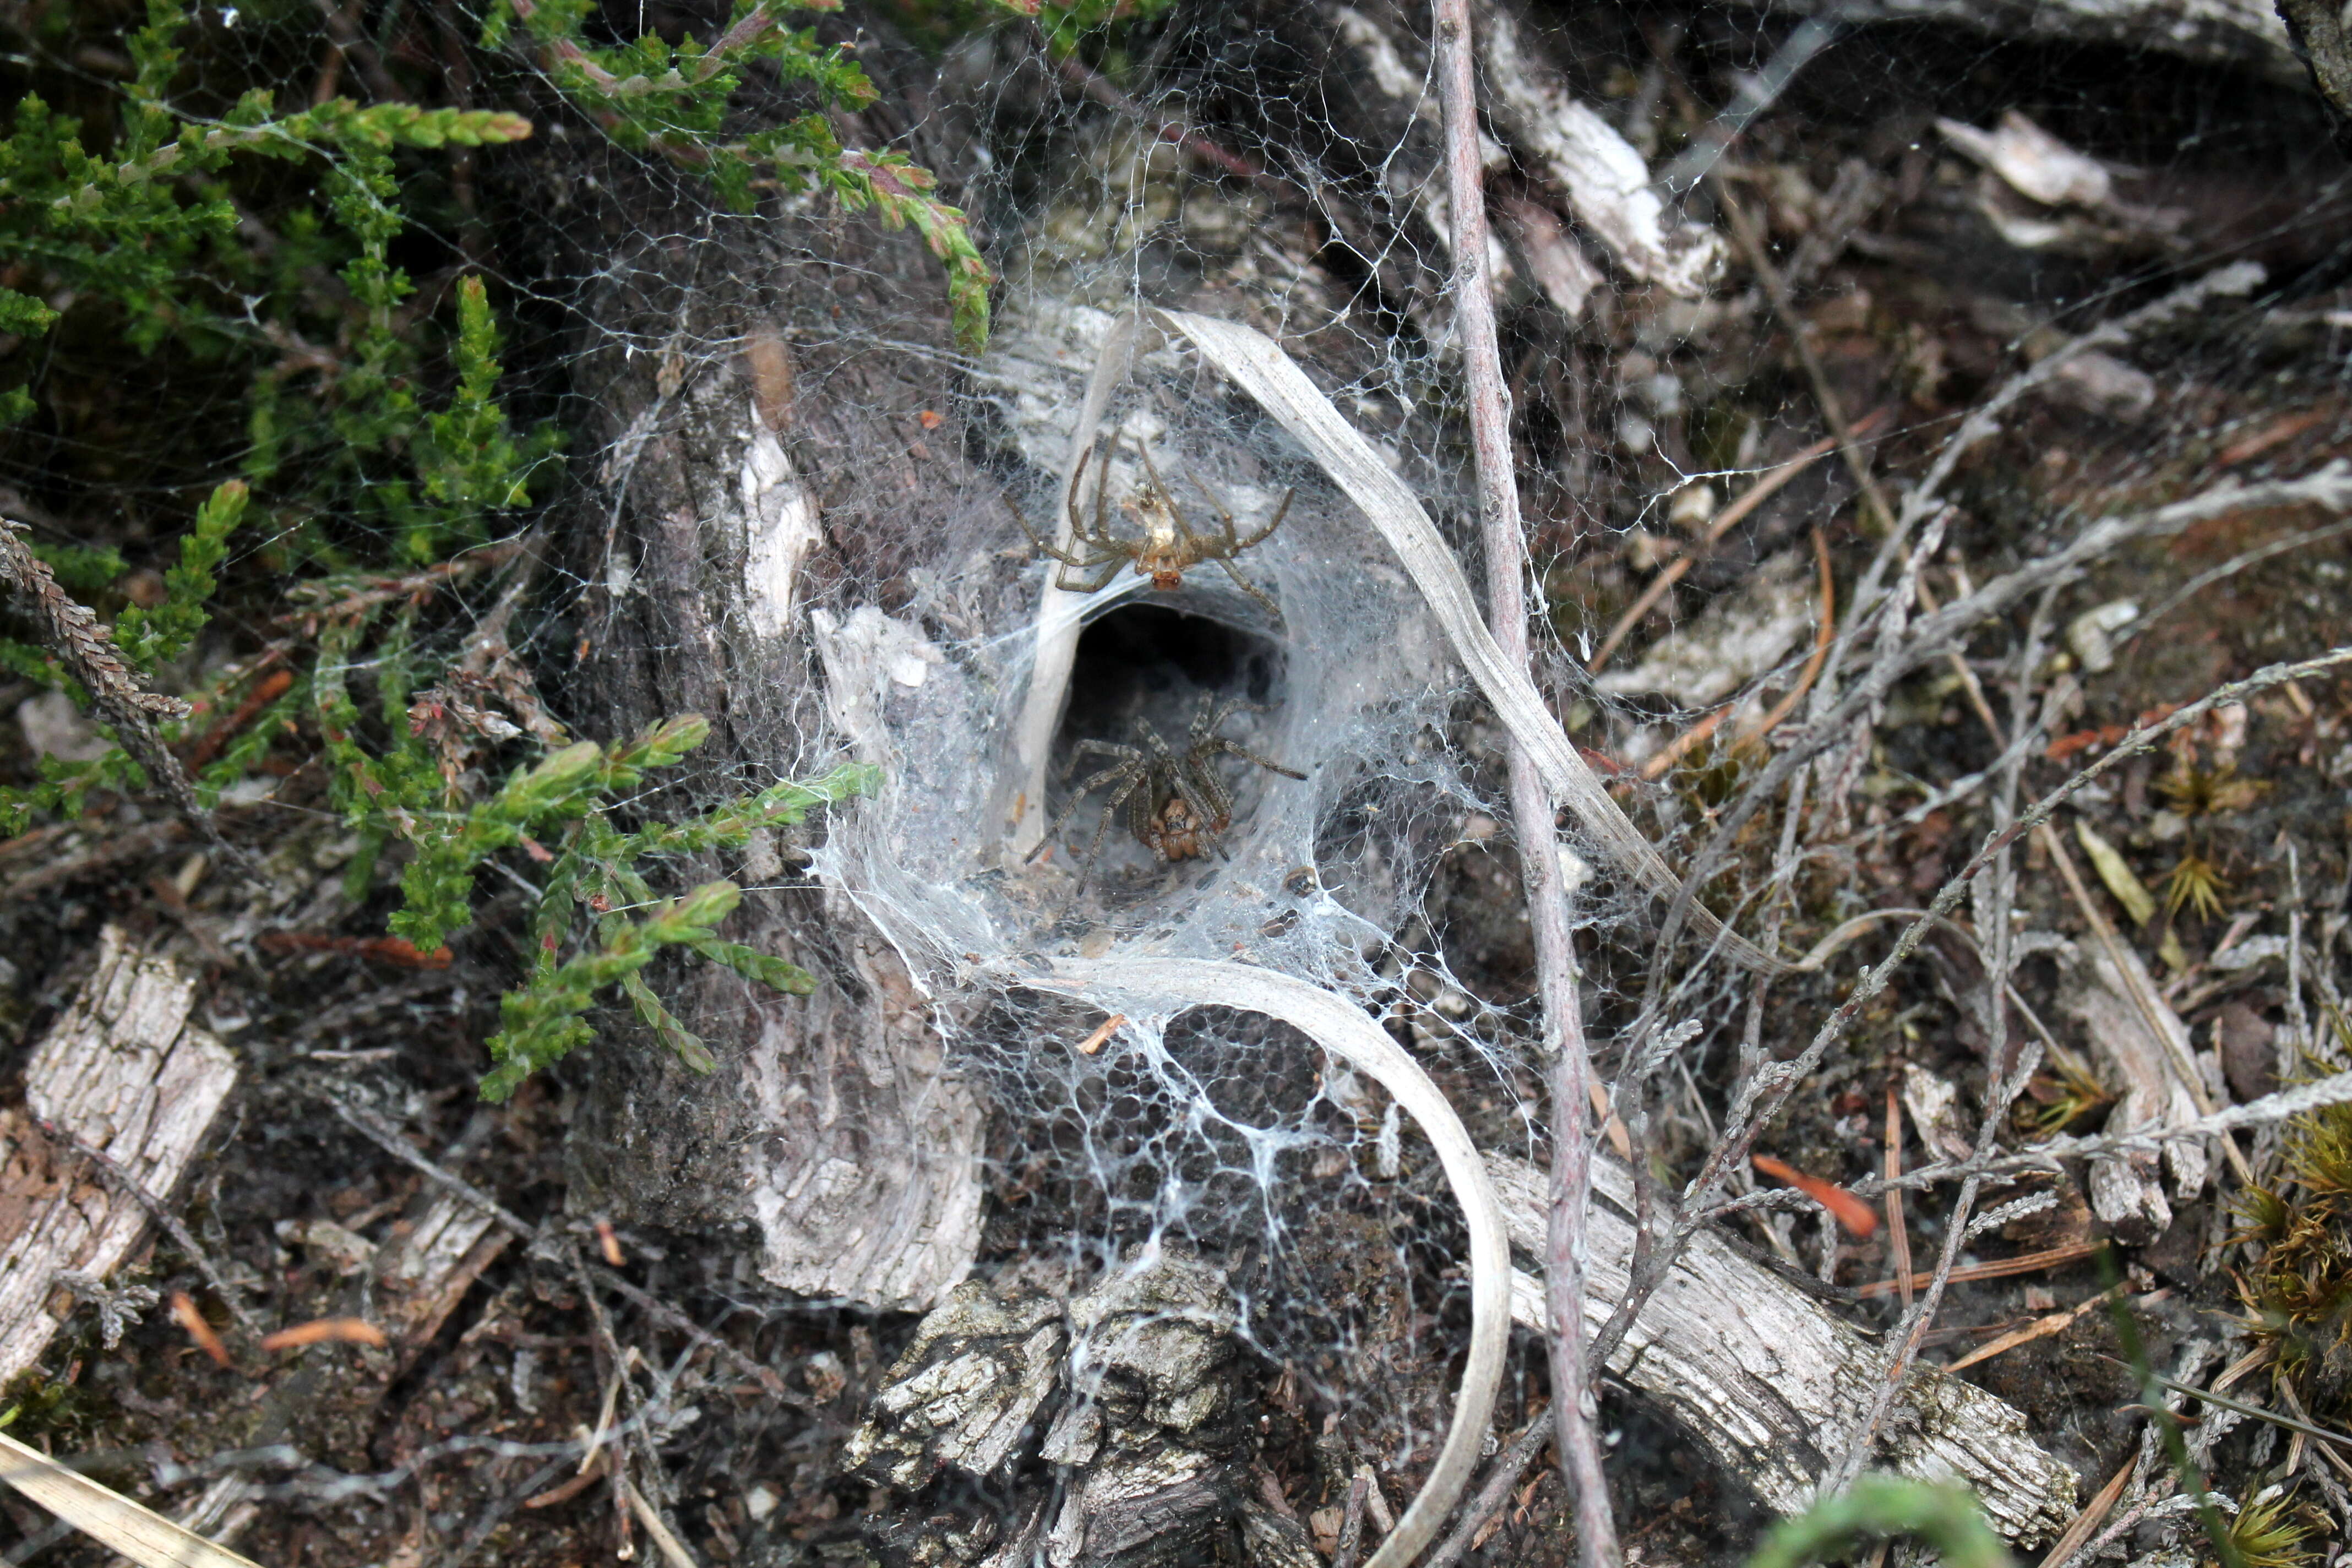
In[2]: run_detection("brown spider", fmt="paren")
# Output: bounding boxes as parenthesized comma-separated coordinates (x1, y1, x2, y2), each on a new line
(1018, 435, 1292, 620)
(1027, 696, 1308, 895)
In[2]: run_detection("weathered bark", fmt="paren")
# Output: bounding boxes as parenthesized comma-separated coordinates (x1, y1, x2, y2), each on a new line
(1744, 0, 2297, 78)
(0, 925, 238, 1385)
(2274, 0, 2352, 153)
(841, 1250, 1311, 1568)
(555, 199, 997, 1326)
(1486, 1151, 2080, 1542)
(553, 38, 997, 1313)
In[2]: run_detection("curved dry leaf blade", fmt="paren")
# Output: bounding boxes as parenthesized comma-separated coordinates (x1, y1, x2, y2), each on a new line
(1035, 956, 1509, 1568)
(1151, 307, 1782, 973)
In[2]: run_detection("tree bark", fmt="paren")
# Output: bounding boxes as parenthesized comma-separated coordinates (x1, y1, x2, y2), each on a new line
(554, 38, 999, 1311)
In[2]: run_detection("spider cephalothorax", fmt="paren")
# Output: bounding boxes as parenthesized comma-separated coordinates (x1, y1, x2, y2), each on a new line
(1017, 436, 1292, 620)
(1027, 697, 1308, 895)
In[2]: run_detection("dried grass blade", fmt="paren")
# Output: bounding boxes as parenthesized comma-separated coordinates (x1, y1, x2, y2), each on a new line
(0, 1431, 266, 1568)
(1945, 1284, 2121, 1373)
(1885, 1086, 1914, 1309)
(1153, 307, 1783, 974)
(1855, 1240, 2103, 1299)
(2037, 1452, 2133, 1568)
(623, 1479, 700, 1568)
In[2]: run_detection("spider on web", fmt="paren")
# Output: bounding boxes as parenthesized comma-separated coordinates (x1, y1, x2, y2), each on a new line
(1017, 435, 1292, 620)
(1028, 696, 1308, 895)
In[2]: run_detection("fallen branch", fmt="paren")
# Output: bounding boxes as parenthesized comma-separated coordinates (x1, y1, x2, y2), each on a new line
(1488, 1152, 2078, 1538)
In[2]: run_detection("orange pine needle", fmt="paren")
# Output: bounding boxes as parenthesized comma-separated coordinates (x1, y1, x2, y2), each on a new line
(1075, 1014, 1126, 1055)
(1752, 1154, 1880, 1238)
(259, 1316, 388, 1351)
(169, 1292, 233, 1367)
(596, 1218, 625, 1267)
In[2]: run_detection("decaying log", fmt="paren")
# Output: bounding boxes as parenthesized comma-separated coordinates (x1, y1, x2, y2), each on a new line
(0, 925, 238, 1385)
(556, 69, 993, 1312)
(1738, 0, 2296, 78)
(1485, 1151, 2079, 1542)
(842, 1250, 1310, 1568)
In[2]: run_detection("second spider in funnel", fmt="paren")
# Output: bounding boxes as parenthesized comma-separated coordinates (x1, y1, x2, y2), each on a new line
(1028, 696, 1306, 896)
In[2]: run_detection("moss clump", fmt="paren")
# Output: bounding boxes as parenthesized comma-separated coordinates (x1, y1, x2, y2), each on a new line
(2236, 1098, 2352, 1415)
(2215, 1488, 2323, 1568)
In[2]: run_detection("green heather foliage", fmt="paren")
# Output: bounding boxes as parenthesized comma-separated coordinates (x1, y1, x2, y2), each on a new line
(483, 0, 993, 346)
(0, 0, 914, 1098)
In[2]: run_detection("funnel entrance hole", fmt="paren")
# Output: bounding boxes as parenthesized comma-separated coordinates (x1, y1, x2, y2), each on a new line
(1038, 602, 1291, 888)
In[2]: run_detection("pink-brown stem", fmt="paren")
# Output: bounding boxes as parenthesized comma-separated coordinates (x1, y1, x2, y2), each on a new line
(1430, 4, 1620, 1565)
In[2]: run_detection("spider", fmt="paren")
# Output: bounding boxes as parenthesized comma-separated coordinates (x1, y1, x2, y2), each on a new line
(1027, 696, 1308, 895)
(1017, 435, 1292, 620)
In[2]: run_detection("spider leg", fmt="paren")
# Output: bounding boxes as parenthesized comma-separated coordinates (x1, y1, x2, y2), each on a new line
(1069, 738, 1142, 771)
(1181, 471, 1245, 563)
(1213, 553, 1284, 622)
(1066, 772, 1147, 896)
(1133, 766, 1173, 861)
(1026, 752, 1142, 863)
(1231, 486, 1293, 551)
(1167, 758, 1238, 863)
(1066, 440, 1097, 546)
(1016, 502, 1090, 569)
(1056, 559, 1127, 595)
(1151, 455, 1216, 563)
(1211, 737, 1309, 781)
(1074, 435, 1127, 557)
(1183, 759, 1232, 833)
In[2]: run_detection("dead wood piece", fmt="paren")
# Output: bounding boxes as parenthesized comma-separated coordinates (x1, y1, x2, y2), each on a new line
(2057, 938, 2208, 1240)
(736, 927, 987, 1309)
(1474, 1, 1723, 297)
(372, 1190, 513, 1357)
(1485, 1151, 2078, 1541)
(1733, 0, 2294, 78)
(841, 1283, 1067, 1489)
(845, 1251, 1264, 1568)
(2273, 0, 2352, 151)
(560, 194, 988, 1317)
(0, 927, 238, 1385)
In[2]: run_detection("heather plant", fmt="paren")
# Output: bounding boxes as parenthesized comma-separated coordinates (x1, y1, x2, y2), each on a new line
(0, 0, 946, 1095)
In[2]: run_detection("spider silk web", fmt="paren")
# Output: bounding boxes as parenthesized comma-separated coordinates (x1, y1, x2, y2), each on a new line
(15, 0, 2352, 1552)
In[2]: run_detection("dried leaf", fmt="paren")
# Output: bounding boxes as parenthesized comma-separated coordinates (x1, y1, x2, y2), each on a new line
(2074, 820, 2156, 928)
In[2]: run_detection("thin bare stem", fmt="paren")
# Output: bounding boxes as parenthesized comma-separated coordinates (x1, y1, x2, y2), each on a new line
(1599, 640, 2352, 1365)
(1424, 1414, 1555, 1567)
(1432, 4, 1618, 1564)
